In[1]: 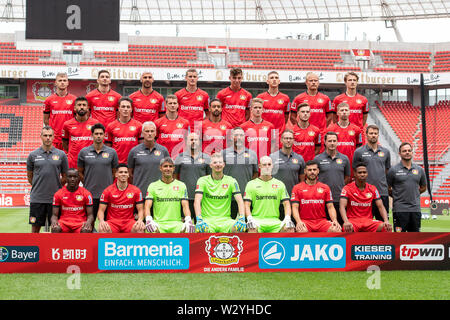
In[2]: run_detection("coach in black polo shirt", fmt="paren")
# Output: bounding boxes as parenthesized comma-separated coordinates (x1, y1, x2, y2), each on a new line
(353, 124, 391, 221)
(314, 131, 350, 224)
(78, 123, 118, 225)
(387, 142, 426, 232)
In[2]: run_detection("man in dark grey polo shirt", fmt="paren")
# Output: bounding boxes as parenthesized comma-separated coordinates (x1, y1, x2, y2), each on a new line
(27, 126, 68, 233)
(314, 131, 350, 225)
(222, 127, 258, 218)
(387, 142, 427, 232)
(353, 124, 391, 221)
(175, 132, 211, 221)
(270, 129, 305, 196)
(78, 122, 118, 225)
(128, 121, 170, 197)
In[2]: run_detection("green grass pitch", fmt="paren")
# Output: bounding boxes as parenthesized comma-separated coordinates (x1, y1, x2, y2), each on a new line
(0, 207, 449, 300)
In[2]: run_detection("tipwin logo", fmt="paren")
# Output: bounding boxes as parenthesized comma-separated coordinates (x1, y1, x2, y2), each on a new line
(400, 245, 444, 261)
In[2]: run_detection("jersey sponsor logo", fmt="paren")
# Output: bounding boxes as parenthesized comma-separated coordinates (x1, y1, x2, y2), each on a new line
(259, 238, 346, 269)
(350, 200, 371, 207)
(61, 205, 84, 211)
(98, 238, 190, 270)
(114, 137, 137, 142)
(301, 199, 324, 204)
(93, 106, 115, 111)
(51, 110, 73, 115)
(205, 235, 243, 267)
(351, 245, 395, 261)
(135, 108, 156, 113)
(71, 136, 93, 141)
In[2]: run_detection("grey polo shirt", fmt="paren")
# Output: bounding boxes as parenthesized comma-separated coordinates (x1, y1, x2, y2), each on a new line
(77, 145, 119, 198)
(127, 142, 170, 196)
(387, 162, 426, 213)
(26, 147, 68, 203)
(222, 147, 258, 193)
(175, 152, 211, 200)
(314, 151, 350, 203)
(353, 144, 391, 196)
(270, 149, 305, 196)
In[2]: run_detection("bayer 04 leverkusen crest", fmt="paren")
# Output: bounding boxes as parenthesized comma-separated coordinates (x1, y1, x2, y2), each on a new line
(205, 235, 243, 266)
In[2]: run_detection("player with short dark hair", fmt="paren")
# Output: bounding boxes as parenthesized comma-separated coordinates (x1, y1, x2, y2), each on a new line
(340, 162, 392, 232)
(291, 160, 341, 233)
(292, 103, 321, 161)
(97, 164, 145, 233)
(27, 126, 68, 233)
(51, 168, 94, 233)
(201, 98, 232, 155)
(144, 157, 195, 233)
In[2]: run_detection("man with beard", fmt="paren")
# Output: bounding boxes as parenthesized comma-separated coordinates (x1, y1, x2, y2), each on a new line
(130, 71, 165, 123)
(201, 99, 232, 155)
(387, 142, 427, 232)
(62, 97, 99, 169)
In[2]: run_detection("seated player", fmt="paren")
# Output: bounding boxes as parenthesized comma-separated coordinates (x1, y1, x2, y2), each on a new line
(244, 156, 294, 233)
(340, 162, 392, 232)
(291, 160, 342, 233)
(194, 153, 246, 233)
(51, 168, 94, 233)
(144, 157, 195, 233)
(97, 164, 145, 233)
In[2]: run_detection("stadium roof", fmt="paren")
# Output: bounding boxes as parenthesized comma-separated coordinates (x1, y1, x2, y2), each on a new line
(1, 0, 450, 24)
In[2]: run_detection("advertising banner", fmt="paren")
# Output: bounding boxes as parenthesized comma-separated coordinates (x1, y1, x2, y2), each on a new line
(0, 233, 449, 273)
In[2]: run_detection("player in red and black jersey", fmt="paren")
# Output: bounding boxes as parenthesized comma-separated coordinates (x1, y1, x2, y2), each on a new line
(201, 98, 232, 155)
(51, 168, 94, 233)
(97, 164, 145, 233)
(340, 162, 392, 232)
(291, 103, 321, 162)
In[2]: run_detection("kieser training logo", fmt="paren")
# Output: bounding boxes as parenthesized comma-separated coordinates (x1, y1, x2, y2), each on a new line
(98, 238, 189, 270)
(0, 246, 39, 263)
(259, 238, 346, 269)
(351, 245, 395, 261)
(205, 235, 243, 266)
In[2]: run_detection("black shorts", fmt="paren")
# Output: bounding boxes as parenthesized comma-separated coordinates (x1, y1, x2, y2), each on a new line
(393, 212, 421, 232)
(372, 196, 390, 221)
(29, 202, 52, 226)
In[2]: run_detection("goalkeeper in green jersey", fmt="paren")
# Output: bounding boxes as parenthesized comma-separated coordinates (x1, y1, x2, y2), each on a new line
(244, 156, 294, 233)
(194, 152, 246, 233)
(144, 157, 195, 233)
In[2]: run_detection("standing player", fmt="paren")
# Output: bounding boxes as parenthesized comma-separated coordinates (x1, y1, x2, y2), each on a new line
(105, 97, 143, 164)
(216, 68, 252, 128)
(244, 156, 294, 233)
(291, 160, 341, 233)
(175, 69, 210, 131)
(144, 157, 195, 233)
(27, 126, 68, 233)
(62, 97, 99, 170)
(290, 72, 333, 132)
(353, 124, 391, 221)
(174, 132, 210, 219)
(129, 71, 165, 123)
(50, 169, 94, 233)
(340, 162, 392, 232)
(194, 153, 247, 233)
(332, 72, 369, 132)
(314, 131, 351, 224)
(97, 164, 145, 233)
(240, 98, 276, 159)
(154, 94, 190, 158)
(325, 102, 362, 173)
(201, 98, 232, 155)
(292, 103, 321, 161)
(256, 71, 290, 135)
(43, 72, 77, 150)
(128, 121, 170, 198)
(78, 122, 118, 226)
(270, 129, 305, 196)
(387, 142, 427, 232)
(86, 69, 122, 129)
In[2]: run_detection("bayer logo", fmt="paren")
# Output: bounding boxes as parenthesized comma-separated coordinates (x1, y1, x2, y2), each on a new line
(214, 242, 234, 260)
(0, 247, 9, 262)
(261, 241, 285, 266)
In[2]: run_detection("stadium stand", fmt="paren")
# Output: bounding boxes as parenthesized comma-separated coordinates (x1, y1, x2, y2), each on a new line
(0, 42, 66, 66)
(433, 51, 450, 73)
(372, 50, 432, 73)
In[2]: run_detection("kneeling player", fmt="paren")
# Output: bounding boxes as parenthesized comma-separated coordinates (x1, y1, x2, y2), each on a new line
(145, 157, 195, 233)
(340, 162, 392, 232)
(244, 156, 294, 233)
(194, 153, 246, 233)
(291, 160, 342, 232)
(51, 168, 94, 233)
(97, 164, 145, 233)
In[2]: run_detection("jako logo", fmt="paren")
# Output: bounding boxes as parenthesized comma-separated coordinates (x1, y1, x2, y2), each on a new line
(98, 238, 189, 270)
(400, 245, 444, 261)
(259, 238, 346, 269)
